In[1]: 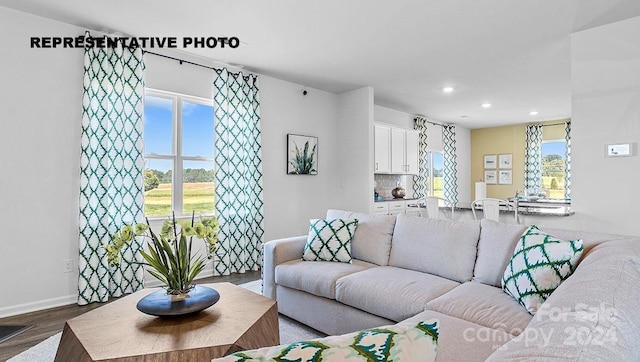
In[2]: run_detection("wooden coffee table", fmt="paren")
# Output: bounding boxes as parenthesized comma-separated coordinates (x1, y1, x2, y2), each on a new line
(55, 282, 279, 361)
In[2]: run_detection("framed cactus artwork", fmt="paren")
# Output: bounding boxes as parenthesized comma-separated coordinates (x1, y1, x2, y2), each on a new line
(287, 134, 318, 175)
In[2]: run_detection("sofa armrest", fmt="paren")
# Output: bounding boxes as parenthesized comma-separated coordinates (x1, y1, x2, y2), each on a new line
(262, 235, 307, 299)
(488, 240, 640, 360)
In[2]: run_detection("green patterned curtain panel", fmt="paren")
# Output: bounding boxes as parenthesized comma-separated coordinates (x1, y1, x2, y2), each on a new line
(564, 121, 572, 200)
(443, 125, 458, 203)
(524, 124, 543, 192)
(78, 39, 145, 305)
(412, 116, 429, 198)
(213, 68, 264, 276)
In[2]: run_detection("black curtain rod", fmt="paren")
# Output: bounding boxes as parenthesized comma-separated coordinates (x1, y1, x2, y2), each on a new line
(143, 50, 252, 80)
(540, 121, 570, 127)
(144, 50, 217, 71)
(428, 120, 448, 127)
(415, 116, 447, 127)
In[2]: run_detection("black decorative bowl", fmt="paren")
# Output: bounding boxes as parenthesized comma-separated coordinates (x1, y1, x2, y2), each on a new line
(136, 285, 220, 317)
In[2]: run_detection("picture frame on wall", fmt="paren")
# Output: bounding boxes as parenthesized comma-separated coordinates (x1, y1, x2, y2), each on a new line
(483, 154, 497, 169)
(499, 170, 513, 185)
(499, 154, 513, 169)
(287, 134, 318, 175)
(484, 170, 497, 184)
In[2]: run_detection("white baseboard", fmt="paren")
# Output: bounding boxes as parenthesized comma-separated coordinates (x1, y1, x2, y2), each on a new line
(0, 294, 77, 319)
(0, 267, 216, 318)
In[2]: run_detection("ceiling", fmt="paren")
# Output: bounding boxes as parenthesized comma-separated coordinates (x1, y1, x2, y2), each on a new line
(2, 0, 639, 128)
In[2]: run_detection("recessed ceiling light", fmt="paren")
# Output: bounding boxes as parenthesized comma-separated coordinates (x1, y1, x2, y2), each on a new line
(481, 103, 492, 108)
(443, 86, 454, 93)
(530, 111, 539, 116)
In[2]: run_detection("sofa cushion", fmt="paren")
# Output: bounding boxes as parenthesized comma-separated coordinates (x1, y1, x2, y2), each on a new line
(327, 209, 396, 265)
(388, 214, 480, 283)
(302, 218, 358, 263)
(213, 320, 439, 362)
(336, 266, 459, 322)
(426, 282, 532, 336)
(402, 310, 515, 362)
(276, 259, 376, 299)
(473, 220, 527, 287)
(502, 225, 584, 314)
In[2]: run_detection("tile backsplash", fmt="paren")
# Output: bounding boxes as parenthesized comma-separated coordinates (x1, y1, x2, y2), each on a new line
(374, 174, 416, 199)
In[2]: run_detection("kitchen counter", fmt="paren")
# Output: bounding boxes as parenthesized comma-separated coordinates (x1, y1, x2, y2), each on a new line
(374, 197, 419, 202)
(511, 198, 573, 217)
(403, 199, 574, 217)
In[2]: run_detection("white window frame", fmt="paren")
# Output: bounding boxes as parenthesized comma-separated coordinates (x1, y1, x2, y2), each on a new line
(144, 88, 215, 219)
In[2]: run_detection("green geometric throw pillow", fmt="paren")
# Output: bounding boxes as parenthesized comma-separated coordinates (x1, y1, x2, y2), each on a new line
(502, 225, 584, 314)
(302, 218, 358, 263)
(212, 319, 439, 362)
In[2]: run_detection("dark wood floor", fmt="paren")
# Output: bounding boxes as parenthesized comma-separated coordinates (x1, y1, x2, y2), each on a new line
(0, 271, 260, 361)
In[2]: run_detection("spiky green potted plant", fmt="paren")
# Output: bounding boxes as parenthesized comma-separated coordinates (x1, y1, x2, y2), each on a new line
(104, 212, 221, 315)
(288, 140, 317, 174)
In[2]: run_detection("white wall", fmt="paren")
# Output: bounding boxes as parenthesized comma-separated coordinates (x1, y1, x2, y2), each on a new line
(260, 78, 341, 241)
(0, 8, 84, 316)
(570, 16, 640, 237)
(334, 87, 375, 213)
(374, 105, 413, 128)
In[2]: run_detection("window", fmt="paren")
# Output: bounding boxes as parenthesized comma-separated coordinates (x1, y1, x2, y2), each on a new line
(426, 151, 444, 198)
(143, 90, 215, 217)
(541, 140, 566, 199)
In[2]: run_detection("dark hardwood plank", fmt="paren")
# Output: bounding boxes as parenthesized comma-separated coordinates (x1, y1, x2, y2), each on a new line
(0, 271, 260, 361)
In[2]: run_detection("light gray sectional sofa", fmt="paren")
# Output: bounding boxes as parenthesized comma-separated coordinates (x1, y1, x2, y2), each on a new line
(262, 209, 640, 361)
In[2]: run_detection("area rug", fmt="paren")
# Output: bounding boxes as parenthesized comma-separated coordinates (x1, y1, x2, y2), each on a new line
(8, 280, 324, 362)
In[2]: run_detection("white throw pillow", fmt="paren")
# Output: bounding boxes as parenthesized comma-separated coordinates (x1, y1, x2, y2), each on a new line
(502, 225, 584, 314)
(302, 218, 358, 263)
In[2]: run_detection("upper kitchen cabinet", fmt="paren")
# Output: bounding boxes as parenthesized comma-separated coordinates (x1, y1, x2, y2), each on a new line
(374, 124, 391, 173)
(374, 123, 419, 175)
(405, 130, 419, 174)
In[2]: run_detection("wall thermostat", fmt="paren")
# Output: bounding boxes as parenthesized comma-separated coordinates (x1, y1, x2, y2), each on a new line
(605, 143, 636, 157)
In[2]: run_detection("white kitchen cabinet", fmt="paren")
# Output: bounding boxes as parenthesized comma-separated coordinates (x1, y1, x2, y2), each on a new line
(372, 202, 389, 215)
(390, 128, 406, 173)
(405, 130, 419, 175)
(371, 200, 422, 216)
(376, 123, 419, 175)
(374, 124, 391, 173)
(388, 200, 406, 215)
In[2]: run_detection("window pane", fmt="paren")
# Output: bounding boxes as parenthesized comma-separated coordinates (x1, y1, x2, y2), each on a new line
(144, 159, 173, 217)
(541, 141, 566, 199)
(144, 95, 173, 155)
(432, 152, 444, 198)
(182, 160, 215, 215)
(182, 101, 214, 157)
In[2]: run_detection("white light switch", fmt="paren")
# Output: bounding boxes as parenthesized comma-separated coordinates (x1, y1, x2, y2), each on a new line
(605, 143, 635, 157)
